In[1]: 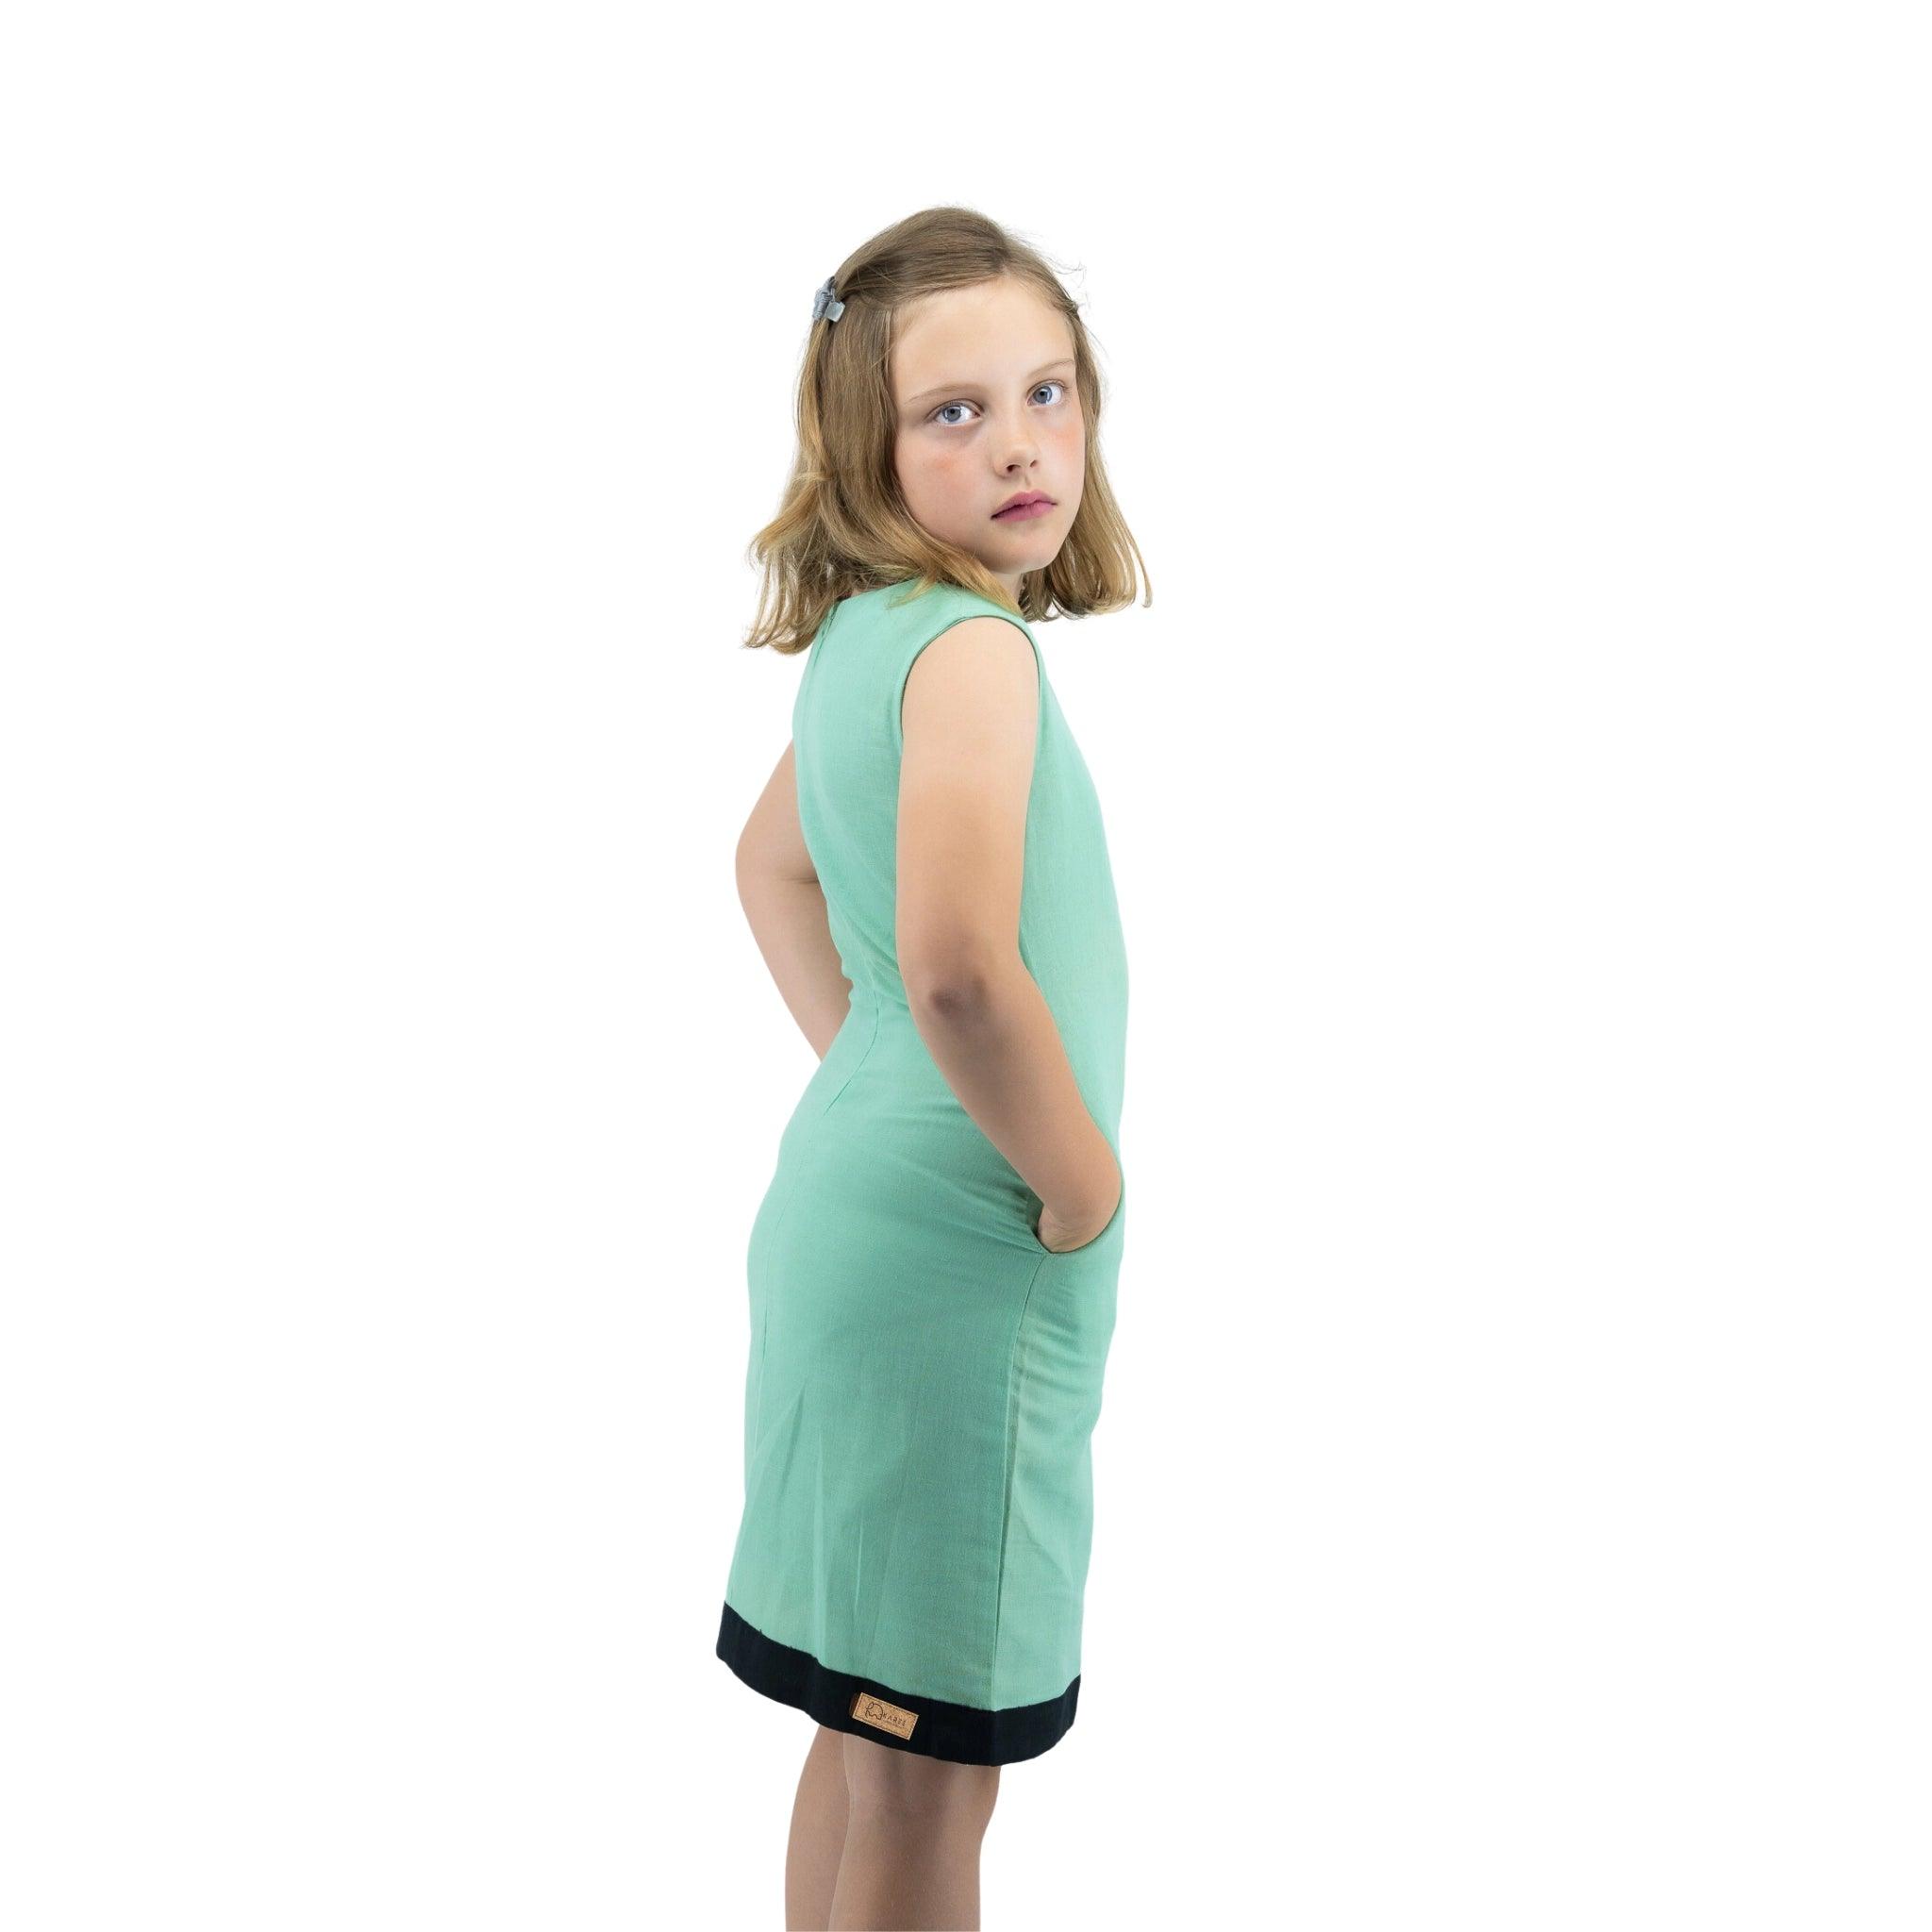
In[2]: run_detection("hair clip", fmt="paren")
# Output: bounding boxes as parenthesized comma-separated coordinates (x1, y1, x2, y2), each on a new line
(811, 275, 845, 325)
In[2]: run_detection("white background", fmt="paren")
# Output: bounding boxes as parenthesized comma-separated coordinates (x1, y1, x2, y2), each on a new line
(4, 5, 1926, 1927)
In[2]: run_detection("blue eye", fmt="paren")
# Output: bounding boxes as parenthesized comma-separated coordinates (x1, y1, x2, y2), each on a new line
(931, 380, 1069, 426)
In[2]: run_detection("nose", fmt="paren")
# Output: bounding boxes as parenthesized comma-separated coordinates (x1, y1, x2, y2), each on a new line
(999, 429, 1041, 472)
(985, 405, 1041, 471)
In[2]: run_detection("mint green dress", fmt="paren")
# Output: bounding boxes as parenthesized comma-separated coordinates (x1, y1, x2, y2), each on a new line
(715, 578, 1128, 1765)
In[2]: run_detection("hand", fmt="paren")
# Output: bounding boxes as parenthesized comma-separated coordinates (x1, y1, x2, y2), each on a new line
(1034, 1165, 1123, 1255)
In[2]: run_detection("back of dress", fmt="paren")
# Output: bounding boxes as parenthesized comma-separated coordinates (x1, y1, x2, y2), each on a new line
(716, 575, 1132, 1766)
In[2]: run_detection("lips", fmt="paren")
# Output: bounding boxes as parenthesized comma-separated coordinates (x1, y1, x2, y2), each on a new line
(992, 494, 1055, 519)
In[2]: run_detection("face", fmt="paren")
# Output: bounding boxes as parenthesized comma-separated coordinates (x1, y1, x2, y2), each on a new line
(890, 276, 1085, 600)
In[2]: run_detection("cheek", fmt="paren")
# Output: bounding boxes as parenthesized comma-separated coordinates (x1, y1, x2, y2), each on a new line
(892, 439, 930, 505)
(900, 441, 972, 507)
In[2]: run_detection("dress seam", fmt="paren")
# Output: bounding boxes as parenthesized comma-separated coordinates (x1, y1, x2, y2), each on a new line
(816, 984, 881, 1122)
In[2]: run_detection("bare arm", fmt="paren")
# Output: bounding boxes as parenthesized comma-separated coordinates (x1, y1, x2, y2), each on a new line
(736, 740, 851, 1061)
(896, 619, 1122, 1242)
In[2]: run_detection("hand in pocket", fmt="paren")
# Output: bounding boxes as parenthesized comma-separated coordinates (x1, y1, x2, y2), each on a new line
(1033, 1164, 1123, 1255)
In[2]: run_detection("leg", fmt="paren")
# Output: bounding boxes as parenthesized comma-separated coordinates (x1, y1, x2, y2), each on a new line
(786, 1724, 851, 1930)
(829, 1732, 1002, 1931)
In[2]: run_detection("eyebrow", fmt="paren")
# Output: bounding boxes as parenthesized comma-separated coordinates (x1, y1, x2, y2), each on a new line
(902, 357, 1075, 408)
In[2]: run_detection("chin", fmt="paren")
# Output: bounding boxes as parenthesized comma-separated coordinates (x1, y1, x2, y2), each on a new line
(980, 546, 1058, 582)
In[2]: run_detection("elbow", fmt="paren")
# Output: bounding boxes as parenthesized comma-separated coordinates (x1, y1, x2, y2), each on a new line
(902, 945, 1012, 1023)
(907, 974, 991, 1024)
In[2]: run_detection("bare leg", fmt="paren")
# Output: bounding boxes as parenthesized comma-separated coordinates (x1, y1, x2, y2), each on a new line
(786, 1724, 851, 1930)
(829, 1733, 1001, 1931)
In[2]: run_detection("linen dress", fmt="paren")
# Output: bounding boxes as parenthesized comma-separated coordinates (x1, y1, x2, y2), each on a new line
(715, 577, 1128, 1765)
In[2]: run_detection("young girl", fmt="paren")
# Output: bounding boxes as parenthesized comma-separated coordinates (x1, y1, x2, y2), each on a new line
(717, 206, 1148, 1930)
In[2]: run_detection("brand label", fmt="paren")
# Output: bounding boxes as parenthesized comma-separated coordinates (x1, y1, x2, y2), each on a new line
(851, 1690, 919, 1740)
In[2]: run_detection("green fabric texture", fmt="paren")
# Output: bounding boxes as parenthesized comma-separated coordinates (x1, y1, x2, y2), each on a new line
(723, 577, 1129, 1716)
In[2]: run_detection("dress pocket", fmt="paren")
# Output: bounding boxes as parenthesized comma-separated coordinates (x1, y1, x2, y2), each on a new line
(1028, 1175, 1125, 1257)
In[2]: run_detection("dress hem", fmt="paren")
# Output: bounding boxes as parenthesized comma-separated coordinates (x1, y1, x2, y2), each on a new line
(715, 1600, 1080, 1766)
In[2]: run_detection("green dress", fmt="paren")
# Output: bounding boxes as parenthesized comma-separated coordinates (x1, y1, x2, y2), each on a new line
(715, 577, 1129, 1765)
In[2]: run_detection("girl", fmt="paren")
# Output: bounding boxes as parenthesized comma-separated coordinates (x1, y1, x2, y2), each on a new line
(717, 206, 1149, 1931)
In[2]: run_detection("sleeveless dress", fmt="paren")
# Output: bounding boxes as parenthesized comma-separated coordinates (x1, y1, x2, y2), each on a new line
(715, 577, 1129, 1766)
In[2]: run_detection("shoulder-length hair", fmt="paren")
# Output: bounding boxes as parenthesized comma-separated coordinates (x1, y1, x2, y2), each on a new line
(741, 206, 1152, 655)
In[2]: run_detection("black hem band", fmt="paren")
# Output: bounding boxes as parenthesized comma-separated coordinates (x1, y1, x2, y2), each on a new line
(715, 1601, 1080, 1766)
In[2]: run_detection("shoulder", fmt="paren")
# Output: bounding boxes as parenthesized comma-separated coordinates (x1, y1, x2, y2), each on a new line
(899, 611, 1041, 754)
(901, 588, 1040, 673)
(887, 588, 1044, 749)
(916, 611, 1035, 654)
(904, 607, 1040, 693)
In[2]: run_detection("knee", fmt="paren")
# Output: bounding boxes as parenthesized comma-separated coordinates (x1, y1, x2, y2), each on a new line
(842, 1734, 1000, 1830)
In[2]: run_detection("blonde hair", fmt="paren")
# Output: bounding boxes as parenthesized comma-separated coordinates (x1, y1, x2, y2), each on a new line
(741, 206, 1152, 655)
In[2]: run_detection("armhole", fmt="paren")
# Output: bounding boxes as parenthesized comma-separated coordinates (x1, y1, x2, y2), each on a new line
(892, 609, 1044, 762)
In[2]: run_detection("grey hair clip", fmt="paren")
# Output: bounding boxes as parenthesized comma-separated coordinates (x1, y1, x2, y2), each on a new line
(811, 275, 845, 324)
